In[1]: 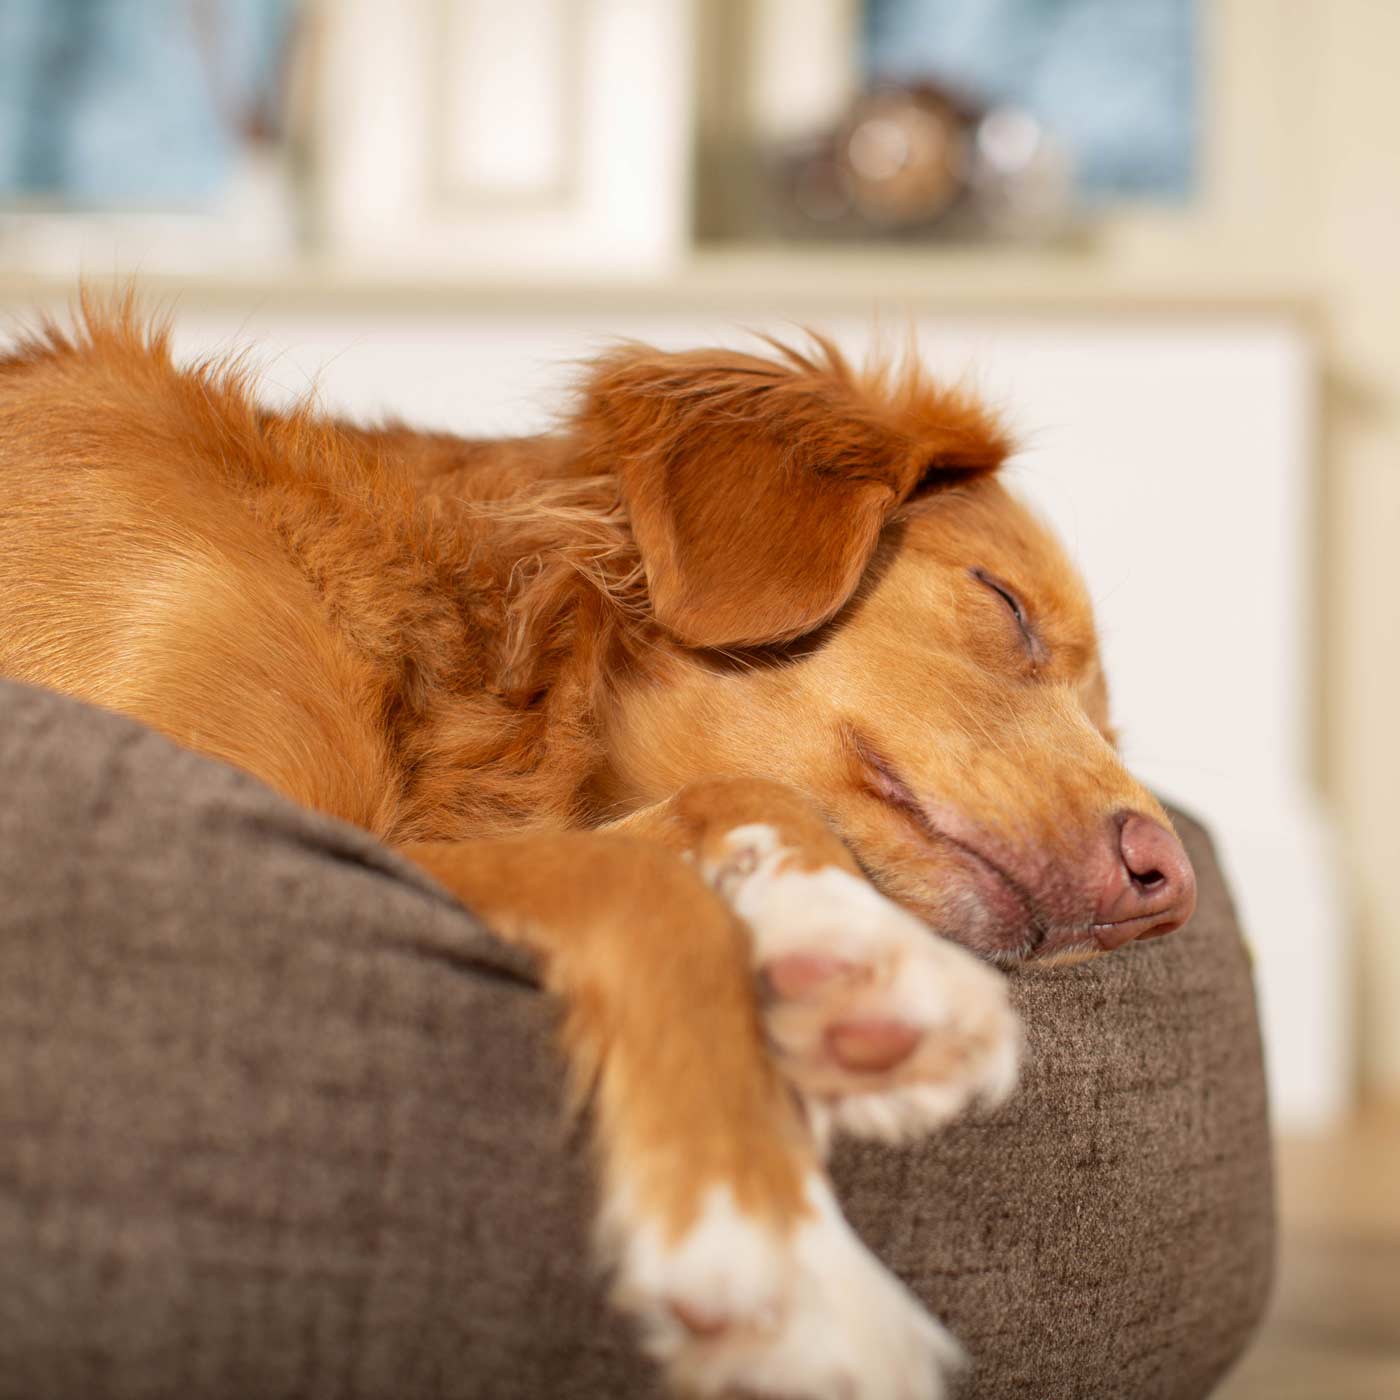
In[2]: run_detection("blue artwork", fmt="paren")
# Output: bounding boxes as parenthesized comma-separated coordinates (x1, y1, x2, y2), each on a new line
(862, 0, 1197, 201)
(0, 0, 296, 207)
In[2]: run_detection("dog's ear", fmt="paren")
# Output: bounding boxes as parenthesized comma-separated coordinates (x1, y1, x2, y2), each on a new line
(575, 337, 1010, 647)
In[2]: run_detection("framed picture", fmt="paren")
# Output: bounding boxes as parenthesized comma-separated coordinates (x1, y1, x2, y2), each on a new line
(862, 0, 1198, 202)
(0, 0, 304, 271)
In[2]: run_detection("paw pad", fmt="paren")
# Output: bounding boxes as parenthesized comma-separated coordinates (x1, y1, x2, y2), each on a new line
(824, 1019, 922, 1073)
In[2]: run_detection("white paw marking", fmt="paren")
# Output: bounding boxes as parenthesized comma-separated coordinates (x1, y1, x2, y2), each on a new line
(604, 1183, 786, 1349)
(712, 824, 1021, 1145)
(606, 1174, 960, 1400)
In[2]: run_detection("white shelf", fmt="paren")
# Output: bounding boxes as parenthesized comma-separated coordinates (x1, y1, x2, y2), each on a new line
(0, 244, 1320, 319)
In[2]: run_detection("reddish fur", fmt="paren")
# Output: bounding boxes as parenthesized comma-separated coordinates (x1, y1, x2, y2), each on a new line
(580, 336, 1008, 647)
(0, 297, 1181, 1257)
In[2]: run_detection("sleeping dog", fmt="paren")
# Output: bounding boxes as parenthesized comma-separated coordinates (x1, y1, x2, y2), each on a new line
(0, 302, 1194, 1399)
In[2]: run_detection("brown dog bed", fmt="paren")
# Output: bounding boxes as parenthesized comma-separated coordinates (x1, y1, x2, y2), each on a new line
(0, 677, 1273, 1399)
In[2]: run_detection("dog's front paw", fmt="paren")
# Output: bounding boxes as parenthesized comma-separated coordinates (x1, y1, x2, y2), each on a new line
(606, 1174, 960, 1400)
(713, 825, 1020, 1144)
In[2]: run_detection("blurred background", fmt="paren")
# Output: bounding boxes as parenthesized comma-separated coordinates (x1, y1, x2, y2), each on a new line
(1, 2, 1396, 1392)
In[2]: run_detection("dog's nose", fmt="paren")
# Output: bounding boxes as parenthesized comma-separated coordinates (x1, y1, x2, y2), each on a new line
(1093, 813, 1197, 949)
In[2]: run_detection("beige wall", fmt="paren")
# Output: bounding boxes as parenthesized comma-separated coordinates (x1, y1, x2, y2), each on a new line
(1312, 3, 1400, 1100)
(1193, 1, 1400, 1100)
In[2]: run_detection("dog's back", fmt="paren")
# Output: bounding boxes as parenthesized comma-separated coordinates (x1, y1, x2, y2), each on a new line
(1, 315, 405, 827)
(0, 308, 640, 843)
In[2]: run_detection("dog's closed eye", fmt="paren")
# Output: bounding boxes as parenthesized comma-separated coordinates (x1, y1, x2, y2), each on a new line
(970, 568, 1045, 664)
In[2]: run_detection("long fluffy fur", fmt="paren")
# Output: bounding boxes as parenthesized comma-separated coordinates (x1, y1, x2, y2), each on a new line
(0, 297, 1009, 846)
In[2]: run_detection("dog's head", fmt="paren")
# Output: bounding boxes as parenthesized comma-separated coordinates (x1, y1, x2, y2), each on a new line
(578, 337, 1195, 964)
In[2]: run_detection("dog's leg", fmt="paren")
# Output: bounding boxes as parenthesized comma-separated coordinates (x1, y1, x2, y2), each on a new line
(606, 779, 1020, 1147)
(401, 832, 959, 1400)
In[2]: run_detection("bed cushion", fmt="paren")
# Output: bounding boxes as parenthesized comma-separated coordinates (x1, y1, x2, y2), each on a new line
(0, 677, 1273, 1398)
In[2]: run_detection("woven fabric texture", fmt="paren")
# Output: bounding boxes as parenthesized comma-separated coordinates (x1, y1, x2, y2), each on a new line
(0, 678, 1273, 1399)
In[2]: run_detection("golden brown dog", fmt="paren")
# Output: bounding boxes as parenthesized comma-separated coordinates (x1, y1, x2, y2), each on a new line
(0, 302, 1194, 1399)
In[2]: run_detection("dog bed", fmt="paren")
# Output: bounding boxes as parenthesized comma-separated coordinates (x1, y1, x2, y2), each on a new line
(0, 676, 1273, 1399)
